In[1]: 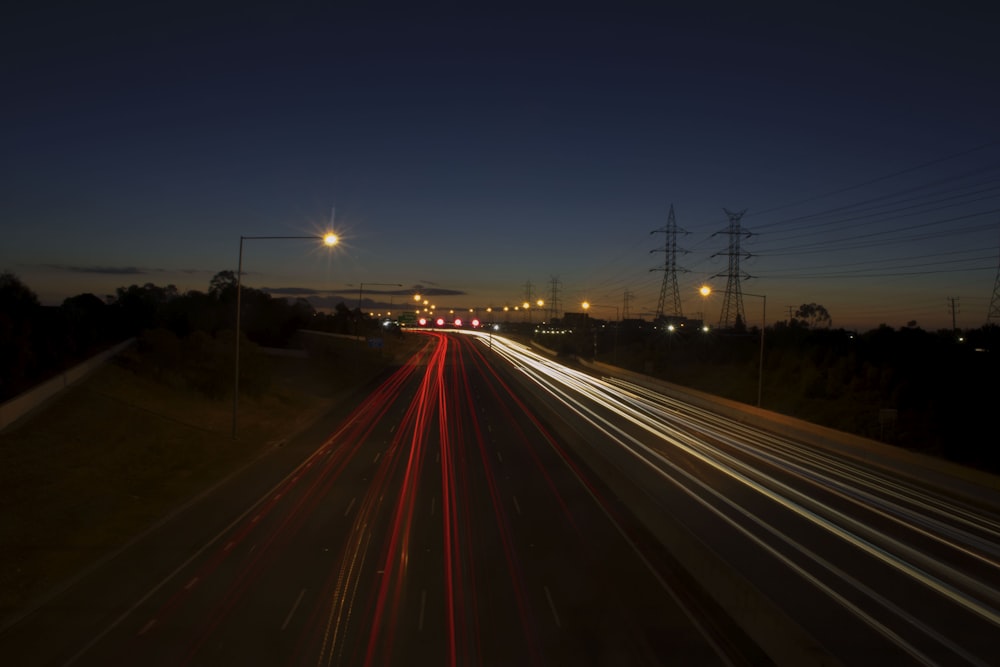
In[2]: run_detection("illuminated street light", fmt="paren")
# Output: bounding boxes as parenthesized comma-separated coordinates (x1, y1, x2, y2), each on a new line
(234, 232, 338, 439)
(698, 285, 766, 407)
(581, 301, 619, 363)
(744, 291, 767, 408)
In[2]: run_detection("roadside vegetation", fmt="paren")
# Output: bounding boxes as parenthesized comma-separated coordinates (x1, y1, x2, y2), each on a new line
(546, 315, 1000, 474)
(0, 269, 424, 620)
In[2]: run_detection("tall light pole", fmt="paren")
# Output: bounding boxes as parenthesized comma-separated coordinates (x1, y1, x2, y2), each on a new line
(744, 291, 767, 408)
(581, 301, 619, 363)
(234, 233, 338, 439)
(700, 285, 766, 408)
(355, 282, 403, 337)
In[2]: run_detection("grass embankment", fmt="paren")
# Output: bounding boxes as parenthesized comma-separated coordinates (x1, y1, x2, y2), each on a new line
(0, 332, 426, 621)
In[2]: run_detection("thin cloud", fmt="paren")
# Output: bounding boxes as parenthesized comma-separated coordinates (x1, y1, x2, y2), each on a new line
(50, 264, 149, 275)
(41, 264, 209, 276)
(261, 286, 318, 296)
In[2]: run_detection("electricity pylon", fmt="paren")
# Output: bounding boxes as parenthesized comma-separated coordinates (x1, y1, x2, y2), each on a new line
(650, 204, 688, 321)
(712, 208, 751, 329)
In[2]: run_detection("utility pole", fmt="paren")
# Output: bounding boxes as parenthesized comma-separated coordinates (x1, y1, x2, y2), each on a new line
(948, 297, 960, 332)
(988, 229, 1000, 325)
(524, 280, 534, 322)
(650, 203, 688, 321)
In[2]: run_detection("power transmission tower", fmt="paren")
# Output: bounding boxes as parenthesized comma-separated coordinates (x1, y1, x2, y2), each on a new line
(623, 289, 634, 320)
(947, 297, 960, 332)
(989, 233, 1000, 325)
(547, 275, 561, 321)
(523, 280, 534, 322)
(650, 203, 688, 321)
(712, 208, 751, 329)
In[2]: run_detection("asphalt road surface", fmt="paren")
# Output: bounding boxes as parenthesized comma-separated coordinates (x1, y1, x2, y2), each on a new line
(2, 331, 749, 666)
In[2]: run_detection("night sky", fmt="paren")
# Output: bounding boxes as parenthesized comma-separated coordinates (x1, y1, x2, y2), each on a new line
(4, 2, 999, 331)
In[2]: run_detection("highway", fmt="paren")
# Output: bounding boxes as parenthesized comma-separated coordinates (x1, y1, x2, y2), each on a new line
(481, 330, 1000, 666)
(2, 331, 741, 666)
(4, 329, 999, 665)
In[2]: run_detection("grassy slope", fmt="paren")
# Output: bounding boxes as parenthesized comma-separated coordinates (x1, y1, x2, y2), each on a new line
(0, 334, 425, 619)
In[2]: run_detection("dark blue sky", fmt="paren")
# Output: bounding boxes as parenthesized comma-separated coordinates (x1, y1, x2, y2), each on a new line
(3, 1, 999, 331)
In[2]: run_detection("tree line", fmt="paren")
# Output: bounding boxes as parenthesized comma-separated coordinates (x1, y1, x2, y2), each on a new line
(4, 268, 998, 474)
(556, 314, 1000, 474)
(0, 270, 364, 403)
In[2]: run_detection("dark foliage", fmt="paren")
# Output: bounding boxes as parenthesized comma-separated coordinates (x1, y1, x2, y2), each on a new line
(0, 270, 362, 402)
(547, 318, 1000, 474)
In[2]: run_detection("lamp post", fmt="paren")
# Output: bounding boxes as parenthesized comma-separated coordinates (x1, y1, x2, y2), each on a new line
(581, 301, 619, 364)
(355, 282, 403, 337)
(699, 285, 766, 408)
(743, 291, 767, 408)
(233, 233, 338, 439)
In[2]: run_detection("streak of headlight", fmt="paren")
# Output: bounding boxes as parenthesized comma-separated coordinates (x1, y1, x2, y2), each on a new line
(608, 377, 1000, 561)
(457, 330, 1000, 652)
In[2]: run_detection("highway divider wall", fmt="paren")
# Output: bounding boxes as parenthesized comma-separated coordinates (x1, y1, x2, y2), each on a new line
(0, 338, 135, 432)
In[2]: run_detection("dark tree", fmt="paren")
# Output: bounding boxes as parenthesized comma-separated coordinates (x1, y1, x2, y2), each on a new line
(795, 303, 832, 328)
(0, 271, 41, 399)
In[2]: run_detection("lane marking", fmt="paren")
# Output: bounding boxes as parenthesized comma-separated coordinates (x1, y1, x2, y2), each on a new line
(345, 497, 356, 516)
(430, 497, 436, 516)
(373, 451, 381, 463)
(183, 577, 199, 590)
(512, 495, 522, 516)
(418, 589, 427, 631)
(281, 588, 307, 631)
(544, 586, 561, 628)
(496, 451, 503, 463)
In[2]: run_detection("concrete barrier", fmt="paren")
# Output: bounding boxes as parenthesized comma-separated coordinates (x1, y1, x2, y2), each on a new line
(0, 338, 135, 432)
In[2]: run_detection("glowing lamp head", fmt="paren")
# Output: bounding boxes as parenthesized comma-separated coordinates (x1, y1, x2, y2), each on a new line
(699, 285, 712, 297)
(453, 318, 463, 327)
(322, 233, 339, 247)
(436, 317, 445, 327)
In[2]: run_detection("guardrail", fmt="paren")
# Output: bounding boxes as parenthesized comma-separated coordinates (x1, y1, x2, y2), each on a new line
(0, 338, 135, 432)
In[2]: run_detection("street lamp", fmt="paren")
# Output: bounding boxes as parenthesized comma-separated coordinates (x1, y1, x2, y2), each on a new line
(234, 233, 338, 439)
(581, 301, 619, 363)
(744, 291, 767, 408)
(355, 282, 403, 336)
(698, 285, 766, 407)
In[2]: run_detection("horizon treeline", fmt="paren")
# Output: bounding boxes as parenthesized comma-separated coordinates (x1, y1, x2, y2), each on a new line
(3, 269, 1000, 474)
(0, 270, 361, 402)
